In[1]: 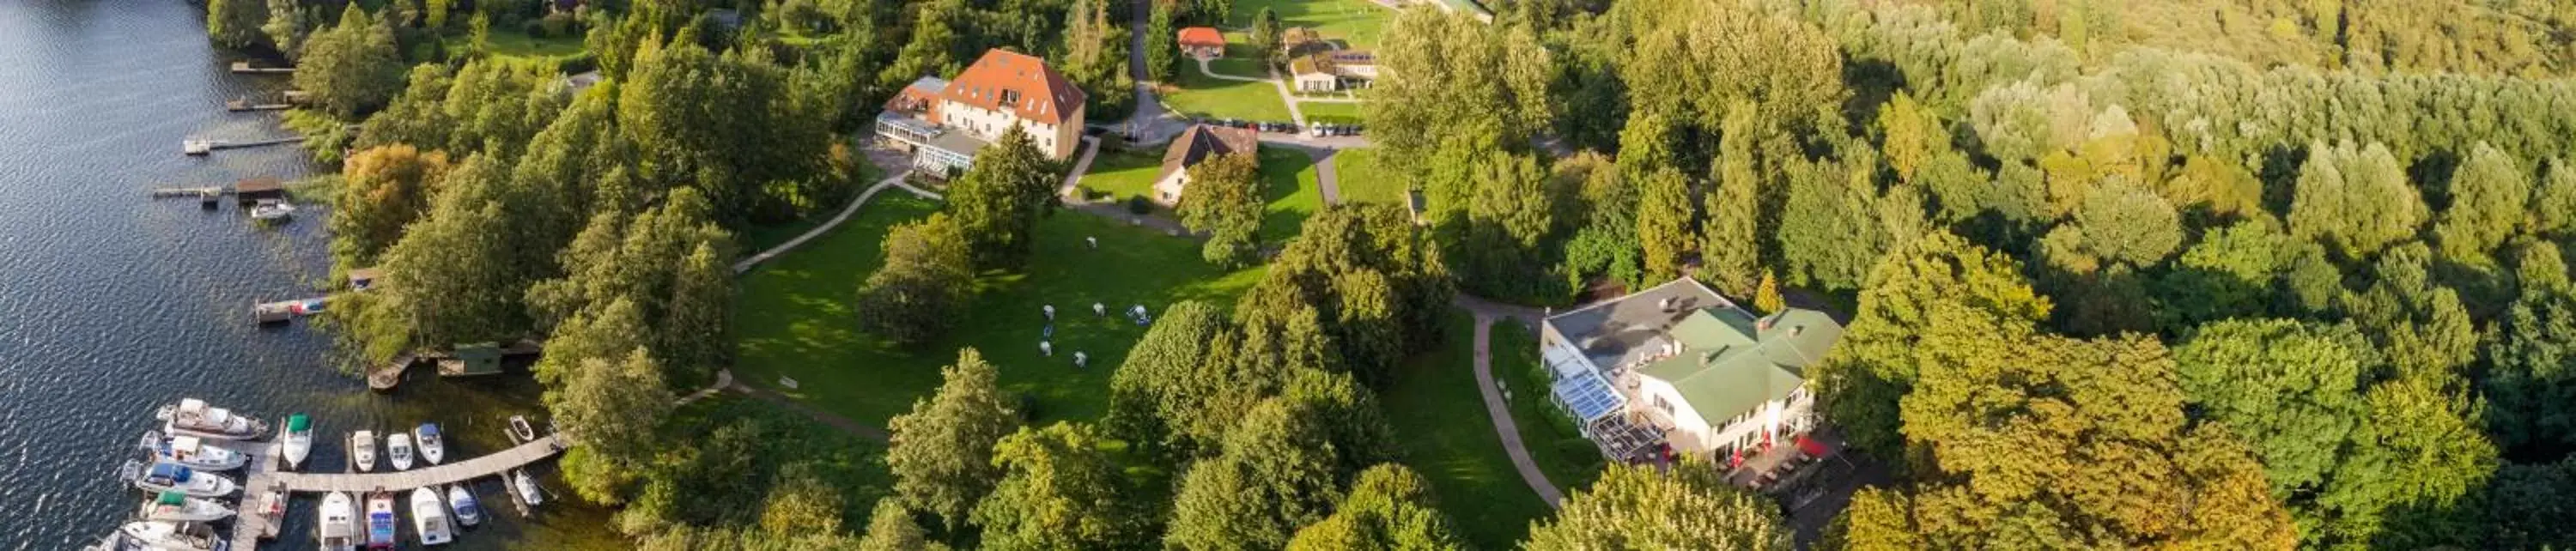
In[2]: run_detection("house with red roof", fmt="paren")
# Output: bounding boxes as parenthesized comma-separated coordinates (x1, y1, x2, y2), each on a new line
(873, 49, 1090, 175)
(1177, 27, 1225, 60)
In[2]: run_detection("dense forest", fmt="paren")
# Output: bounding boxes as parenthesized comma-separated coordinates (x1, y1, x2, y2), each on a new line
(211, 0, 2576, 548)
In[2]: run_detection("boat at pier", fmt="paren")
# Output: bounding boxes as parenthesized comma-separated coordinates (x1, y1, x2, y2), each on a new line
(154, 399, 266, 440)
(318, 492, 358, 551)
(387, 433, 415, 470)
(121, 462, 238, 498)
(350, 431, 377, 472)
(507, 415, 537, 443)
(137, 491, 234, 522)
(282, 414, 312, 469)
(364, 491, 398, 550)
(140, 432, 246, 471)
(447, 484, 483, 527)
(115, 520, 224, 550)
(513, 469, 544, 507)
(416, 423, 445, 465)
(412, 487, 455, 545)
(248, 199, 294, 221)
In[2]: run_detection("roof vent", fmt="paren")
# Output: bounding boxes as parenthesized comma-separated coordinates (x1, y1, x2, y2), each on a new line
(1789, 324, 1805, 336)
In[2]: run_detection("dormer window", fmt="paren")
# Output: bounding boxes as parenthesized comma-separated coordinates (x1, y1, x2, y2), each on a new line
(1001, 89, 1022, 106)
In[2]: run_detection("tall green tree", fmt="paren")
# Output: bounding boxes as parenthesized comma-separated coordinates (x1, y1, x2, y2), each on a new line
(1285, 463, 1464, 551)
(2433, 142, 2530, 262)
(946, 128, 1062, 269)
(2484, 241, 2576, 452)
(1816, 232, 2050, 458)
(294, 5, 408, 118)
(885, 348, 1023, 529)
(1524, 464, 1790, 550)
(972, 422, 1128, 550)
(2172, 318, 2379, 534)
(1778, 147, 1891, 292)
(858, 500, 949, 551)
(1634, 167, 1693, 283)
(331, 145, 451, 268)
(1147, 3, 1179, 82)
(1104, 300, 1235, 460)
(1698, 103, 1764, 296)
(1251, 8, 1283, 64)
(1165, 397, 1350, 551)
(2287, 141, 2427, 259)
(1176, 153, 1264, 267)
(208, 0, 268, 48)
(552, 348, 676, 500)
(854, 214, 975, 346)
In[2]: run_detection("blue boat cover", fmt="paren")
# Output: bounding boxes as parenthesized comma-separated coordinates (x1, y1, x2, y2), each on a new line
(149, 463, 191, 482)
(419, 424, 440, 437)
(1551, 370, 1625, 422)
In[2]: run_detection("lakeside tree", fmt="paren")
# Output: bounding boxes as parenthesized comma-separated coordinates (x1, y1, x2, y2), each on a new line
(294, 5, 405, 118)
(1175, 153, 1264, 267)
(1525, 464, 1790, 550)
(208, 0, 267, 48)
(854, 214, 975, 347)
(331, 145, 451, 268)
(946, 128, 1061, 269)
(885, 348, 1023, 529)
(553, 348, 677, 500)
(972, 422, 1128, 550)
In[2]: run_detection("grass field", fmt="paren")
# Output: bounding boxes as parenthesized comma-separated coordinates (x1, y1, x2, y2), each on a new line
(1297, 100, 1364, 123)
(732, 194, 1268, 427)
(1330, 148, 1408, 205)
(1164, 65, 1297, 123)
(1229, 0, 1395, 51)
(1491, 320, 1608, 491)
(1385, 310, 1552, 548)
(1077, 148, 1321, 245)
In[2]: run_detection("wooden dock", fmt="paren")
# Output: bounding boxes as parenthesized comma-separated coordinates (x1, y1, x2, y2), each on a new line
(367, 352, 421, 391)
(229, 61, 295, 74)
(183, 136, 303, 155)
(228, 436, 285, 551)
(224, 428, 566, 550)
(227, 98, 291, 112)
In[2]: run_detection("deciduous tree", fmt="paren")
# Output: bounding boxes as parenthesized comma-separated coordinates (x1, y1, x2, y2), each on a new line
(854, 214, 975, 346)
(973, 422, 1127, 550)
(2287, 142, 2427, 259)
(1176, 153, 1263, 267)
(208, 0, 268, 48)
(946, 128, 1062, 269)
(885, 348, 1022, 529)
(295, 5, 407, 118)
(2433, 142, 2530, 262)
(1524, 463, 1790, 550)
(1285, 463, 1464, 551)
(331, 145, 451, 267)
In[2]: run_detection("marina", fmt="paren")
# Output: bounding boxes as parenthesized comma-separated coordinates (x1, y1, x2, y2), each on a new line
(224, 422, 567, 551)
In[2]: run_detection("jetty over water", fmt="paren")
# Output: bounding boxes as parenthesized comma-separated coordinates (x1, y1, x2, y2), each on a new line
(228, 61, 295, 74)
(228, 433, 567, 551)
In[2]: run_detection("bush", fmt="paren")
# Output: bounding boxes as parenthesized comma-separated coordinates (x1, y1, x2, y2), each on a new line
(522, 19, 549, 39)
(1127, 195, 1154, 214)
(541, 11, 577, 37)
(556, 51, 598, 74)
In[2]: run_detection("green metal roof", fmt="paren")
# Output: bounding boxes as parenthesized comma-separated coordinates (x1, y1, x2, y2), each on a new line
(1635, 307, 1844, 425)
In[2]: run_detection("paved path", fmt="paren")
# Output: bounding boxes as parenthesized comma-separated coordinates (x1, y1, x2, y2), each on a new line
(731, 173, 922, 275)
(1060, 136, 1102, 198)
(1467, 312, 1564, 507)
(1118, 0, 1190, 145)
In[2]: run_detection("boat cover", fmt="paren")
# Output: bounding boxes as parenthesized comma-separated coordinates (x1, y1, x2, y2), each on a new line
(286, 415, 309, 432)
(156, 492, 184, 506)
(148, 463, 191, 483)
(418, 424, 439, 437)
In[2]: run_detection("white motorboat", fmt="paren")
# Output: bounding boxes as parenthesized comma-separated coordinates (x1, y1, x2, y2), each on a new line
(416, 423, 446, 465)
(121, 461, 238, 498)
(365, 491, 398, 550)
(116, 521, 222, 551)
(386, 433, 415, 471)
(140, 432, 247, 471)
(447, 484, 483, 527)
(80, 532, 142, 551)
(137, 491, 235, 523)
(248, 198, 295, 221)
(282, 414, 313, 469)
(317, 492, 358, 551)
(155, 399, 266, 440)
(513, 469, 544, 506)
(350, 431, 377, 472)
(411, 487, 454, 545)
(507, 415, 537, 443)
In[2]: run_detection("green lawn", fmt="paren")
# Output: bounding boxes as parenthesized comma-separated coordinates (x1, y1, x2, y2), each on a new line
(732, 194, 1268, 427)
(1492, 320, 1607, 491)
(1207, 37, 1272, 77)
(1386, 310, 1552, 548)
(1165, 66, 1296, 123)
(1078, 148, 1321, 245)
(1297, 100, 1365, 124)
(1075, 149, 1166, 203)
(1229, 0, 1395, 51)
(1331, 148, 1408, 205)
(483, 28, 584, 58)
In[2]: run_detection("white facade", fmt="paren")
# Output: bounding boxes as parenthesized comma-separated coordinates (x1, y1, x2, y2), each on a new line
(939, 100, 1084, 160)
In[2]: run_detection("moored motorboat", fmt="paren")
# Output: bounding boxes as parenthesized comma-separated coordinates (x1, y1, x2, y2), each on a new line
(411, 487, 454, 545)
(416, 423, 445, 465)
(80, 532, 142, 551)
(141, 432, 247, 471)
(248, 199, 295, 221)
(507, 415, 537, 443)
(513, 469, 544, 506)
(447, 484, 483, 527)
(282, 414, 313, 469)
(364, 491, 398, 550)
(386, 433, 415, 471)
(155, 399, 267, 440)
(116, 521, 223, 551)
(121, 461, 238, 498)
(349, 431, 376, 472)
(318, 492, 358, 551)
(137, 491, 234, 523)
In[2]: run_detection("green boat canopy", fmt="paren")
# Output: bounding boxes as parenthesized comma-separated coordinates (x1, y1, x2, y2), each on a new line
(157, 491, 185, 506)
(286, 414, 310, 432)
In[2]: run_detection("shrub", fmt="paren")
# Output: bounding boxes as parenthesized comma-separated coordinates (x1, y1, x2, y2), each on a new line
(522, 19, 549, 39)
(1127, 195, 1154, 214)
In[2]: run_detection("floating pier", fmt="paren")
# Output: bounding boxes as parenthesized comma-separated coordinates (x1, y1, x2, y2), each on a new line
(252, 297, 325, 324)
(228, 61, 295, 74)
(224, 430, 566, 551)
(226, 98, 291, 112)
(183, 136, 303, 156)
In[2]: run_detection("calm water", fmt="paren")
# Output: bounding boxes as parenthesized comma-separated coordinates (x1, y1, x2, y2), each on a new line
(0, 3, 617, 549)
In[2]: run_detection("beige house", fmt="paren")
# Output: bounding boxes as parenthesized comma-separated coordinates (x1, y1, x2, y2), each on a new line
(874, 49, 1089, 174)
(1539, 278, 1844, 463)
(1151, 124, 1260, 204)
(1289, 50, 1376, 92)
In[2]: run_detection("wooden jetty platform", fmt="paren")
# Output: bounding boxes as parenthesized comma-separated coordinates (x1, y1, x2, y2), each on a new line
(229, 61, 295, 74)
(252, 297, 325, 324)
(183, 136, 303, 155)
(227, 427, 566, 550)
(226, 98, 291, 112)
(368, 352, 422, 391)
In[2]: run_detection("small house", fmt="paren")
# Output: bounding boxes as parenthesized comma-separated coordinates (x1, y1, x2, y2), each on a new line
(1178, 27, 1226, 60)
(1290, 57, 1340, 92)
(1153, 124, 1259, 204)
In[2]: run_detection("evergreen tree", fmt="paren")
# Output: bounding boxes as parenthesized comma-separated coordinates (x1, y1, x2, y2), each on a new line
(885, 348, 1023, 529)
(1634, 167, 1693, 282)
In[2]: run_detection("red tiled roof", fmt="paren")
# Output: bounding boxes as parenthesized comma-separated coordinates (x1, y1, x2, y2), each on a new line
(940, 49, 1087, 126)
(1178, 27, 1225, 47)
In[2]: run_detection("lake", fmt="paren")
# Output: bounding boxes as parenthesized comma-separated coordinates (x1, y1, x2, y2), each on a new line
(0, 2, 617, 549)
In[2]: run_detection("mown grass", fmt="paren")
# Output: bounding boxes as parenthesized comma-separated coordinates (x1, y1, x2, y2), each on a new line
(1490, 319, 1608, 491)
(1385, 310, 1553, 548)
(1330, 148, 1407, 205)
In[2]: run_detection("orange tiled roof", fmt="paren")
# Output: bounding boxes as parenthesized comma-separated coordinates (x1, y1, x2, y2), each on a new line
(1178, 27, 1225, 47)
(940, 49, 1087, 126)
